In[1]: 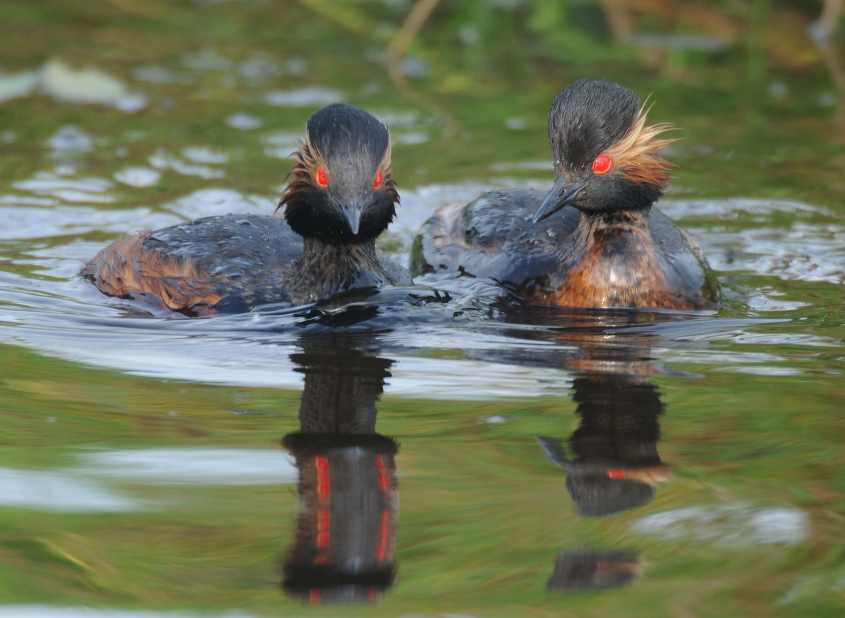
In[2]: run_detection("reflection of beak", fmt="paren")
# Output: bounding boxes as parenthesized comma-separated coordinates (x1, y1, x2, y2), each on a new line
(607, 465, 672, 486)
(340, 203, 362, 235)
(533, 177, 586, 223)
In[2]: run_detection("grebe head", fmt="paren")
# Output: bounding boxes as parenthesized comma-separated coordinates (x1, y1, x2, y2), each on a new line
(281, 104, 398, 244)
(534, 79, 677, 223)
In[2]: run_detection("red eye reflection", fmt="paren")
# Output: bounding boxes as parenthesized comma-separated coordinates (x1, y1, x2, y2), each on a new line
(592, 154, 612, 175)
(373, 169, 384, 190)
(315, 166, 329, 187)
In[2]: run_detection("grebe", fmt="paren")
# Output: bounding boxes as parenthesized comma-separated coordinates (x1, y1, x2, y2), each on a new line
(83, 104, 410, 315)
(412, 79, 719, 311)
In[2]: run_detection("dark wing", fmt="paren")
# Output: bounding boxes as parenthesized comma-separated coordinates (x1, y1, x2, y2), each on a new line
(649, 208, 720, 308)
(83, 214, 303, 314)
(411, 189, 580, 286)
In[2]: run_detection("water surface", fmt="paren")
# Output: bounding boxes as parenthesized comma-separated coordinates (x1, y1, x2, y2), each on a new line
(0, 2, 843, 617)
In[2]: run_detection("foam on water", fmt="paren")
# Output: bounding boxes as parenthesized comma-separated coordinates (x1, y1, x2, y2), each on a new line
(47, 126, 93, 154)
(632, 504, 808, 546)
(114, 167, 162, 188)
(226, 113, 263, 130)
(76, 449, 298, 485)
(0, 61, 147, 111)
(263, 87, 344, 107)
(0, 70, 39, 102)
(181, 147, 229, 165)
(260, 131, 302, 159)
(0, 468, 139, 512)
(149, 150, 225, 180)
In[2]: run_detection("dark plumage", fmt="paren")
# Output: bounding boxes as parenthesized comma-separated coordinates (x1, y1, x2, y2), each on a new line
(82, 104, 409, 316)
(538, 371, 668, 518)
(284, 104, 399, 245)
(550, 79, 639, 175)
(546, 550, 640, 592)
(411, 79, 720, 311)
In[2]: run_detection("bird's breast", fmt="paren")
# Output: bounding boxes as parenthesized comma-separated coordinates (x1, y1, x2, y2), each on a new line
(527, 227, 697, 310)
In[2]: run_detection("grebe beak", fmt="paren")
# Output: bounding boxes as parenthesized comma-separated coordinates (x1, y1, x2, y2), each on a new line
(340, 202, 362, 235)
(533, 177, 585, 223)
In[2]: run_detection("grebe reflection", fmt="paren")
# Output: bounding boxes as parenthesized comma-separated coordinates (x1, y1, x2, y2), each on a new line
(281, 335, 397, 604)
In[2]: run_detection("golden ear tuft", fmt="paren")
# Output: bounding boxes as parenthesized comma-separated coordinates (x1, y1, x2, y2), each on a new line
(278, 137, 330, 211)
(604, 101, 679, 187)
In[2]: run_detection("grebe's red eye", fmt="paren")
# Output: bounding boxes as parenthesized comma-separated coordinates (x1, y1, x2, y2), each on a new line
(373, 169, 383, 189)
(592, 154, 612, 175)
(315, 166, 329, 187)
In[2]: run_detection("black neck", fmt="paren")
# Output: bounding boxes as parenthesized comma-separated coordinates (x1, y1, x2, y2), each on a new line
(285, 238, 390, 305)
(302, 237, 378, 260)
(577, 207, 651, 230)
(293, 347, 391, 434)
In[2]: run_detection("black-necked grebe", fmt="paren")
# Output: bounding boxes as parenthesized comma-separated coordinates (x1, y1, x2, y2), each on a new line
(83, 104, 410, 315)
(412, 79, 719, 311)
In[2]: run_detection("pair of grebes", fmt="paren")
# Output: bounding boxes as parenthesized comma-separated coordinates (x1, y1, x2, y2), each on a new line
(83, 79, 720, 315)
